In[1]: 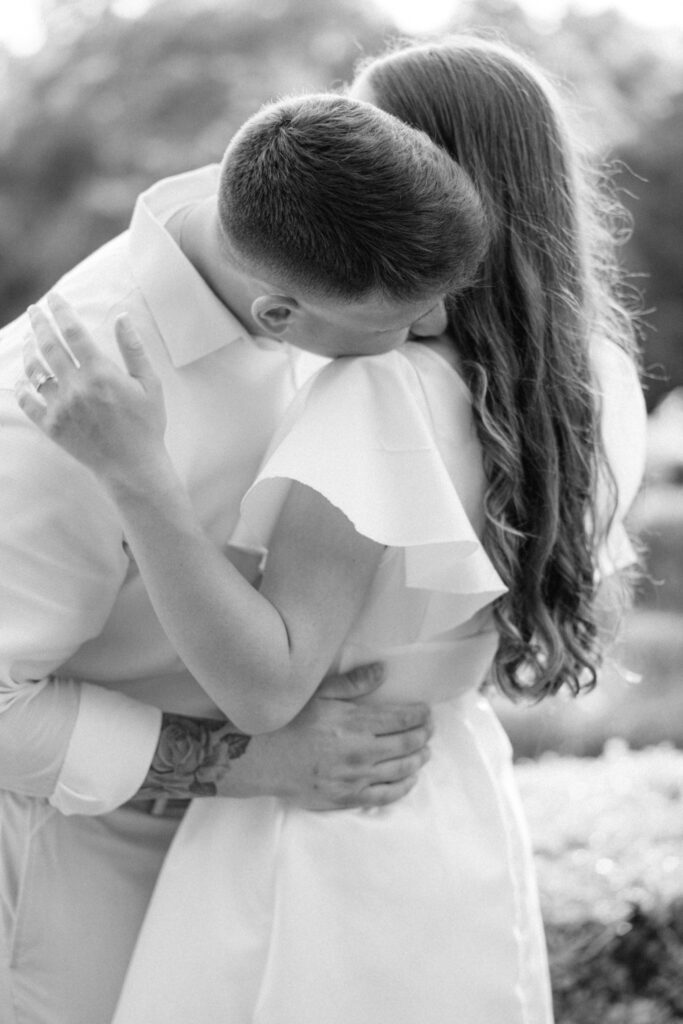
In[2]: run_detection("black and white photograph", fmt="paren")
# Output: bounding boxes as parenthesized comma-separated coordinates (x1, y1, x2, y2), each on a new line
(1, 1, 682, 1021)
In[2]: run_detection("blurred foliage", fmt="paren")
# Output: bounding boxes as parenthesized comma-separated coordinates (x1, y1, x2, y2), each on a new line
(493, 478, 683, 758)
(621, 98, 683, 409)
(0, 0, 392, 318)
(518, 745, 683, 1021)
(493, 605, 683, 757)
(0, 0, 682, 404)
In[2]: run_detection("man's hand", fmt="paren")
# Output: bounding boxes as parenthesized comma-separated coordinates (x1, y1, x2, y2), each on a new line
(227, 663, 433, 810)
(135, 664, 432, 811)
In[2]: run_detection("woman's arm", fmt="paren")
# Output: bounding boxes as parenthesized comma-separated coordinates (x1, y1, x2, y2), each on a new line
(18, 296, 384, 733)
(109, 461, 383, 733)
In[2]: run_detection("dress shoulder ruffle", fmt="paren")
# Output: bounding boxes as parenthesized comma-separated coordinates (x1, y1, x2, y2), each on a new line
(230, 346, 507, 640)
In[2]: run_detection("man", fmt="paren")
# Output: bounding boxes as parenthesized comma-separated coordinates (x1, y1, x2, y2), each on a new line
(1, 94, 485, 1023)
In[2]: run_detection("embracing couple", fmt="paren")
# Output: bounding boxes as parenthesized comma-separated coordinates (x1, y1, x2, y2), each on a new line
(1, 36, 645, 1024)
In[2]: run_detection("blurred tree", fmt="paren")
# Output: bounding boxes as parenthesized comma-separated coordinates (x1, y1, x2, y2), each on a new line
(0, 0, 681, 407)
(620, 93, 683, 408)
(444, 0, 683, 405)
(448, 1, 683, 148)
(0, 0, 392, 322)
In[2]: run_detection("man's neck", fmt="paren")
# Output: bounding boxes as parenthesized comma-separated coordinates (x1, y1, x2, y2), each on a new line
(176, 198, 259, 333)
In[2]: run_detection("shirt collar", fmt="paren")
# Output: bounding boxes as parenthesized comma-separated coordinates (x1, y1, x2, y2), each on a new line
(128, 165, 250, 368)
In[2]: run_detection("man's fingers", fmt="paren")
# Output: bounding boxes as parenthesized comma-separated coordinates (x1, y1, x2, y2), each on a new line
(368, 747, 431, 786)
(115, 314, 156, 384)
(348, 700, 431, 737)
(356, 775, 419, 808)
(371, 724, 431, 763)
(317, 662, 384, 700)
(44, 292, 96, 367)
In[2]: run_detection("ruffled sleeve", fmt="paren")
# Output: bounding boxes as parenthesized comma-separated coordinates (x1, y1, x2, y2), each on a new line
(230, 347, 506, 644)
(592, 340, 647, 578)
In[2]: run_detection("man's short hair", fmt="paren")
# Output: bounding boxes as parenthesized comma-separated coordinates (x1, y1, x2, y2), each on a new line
(218, 94, 488, 301)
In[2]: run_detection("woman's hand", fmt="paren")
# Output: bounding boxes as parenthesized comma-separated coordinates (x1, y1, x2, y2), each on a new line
(16, 293, 168, 490)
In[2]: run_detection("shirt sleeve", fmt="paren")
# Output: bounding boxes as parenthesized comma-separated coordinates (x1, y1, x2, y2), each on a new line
(0, 367, 161, 815)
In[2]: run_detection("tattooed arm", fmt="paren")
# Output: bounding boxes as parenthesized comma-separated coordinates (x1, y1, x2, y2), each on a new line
(134, 571, 256, 801)
(134, 665, 432, 810)
(136, 713, 252, 800)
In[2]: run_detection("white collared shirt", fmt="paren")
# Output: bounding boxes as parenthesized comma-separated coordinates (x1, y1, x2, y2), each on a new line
(0, 166, 315, 815)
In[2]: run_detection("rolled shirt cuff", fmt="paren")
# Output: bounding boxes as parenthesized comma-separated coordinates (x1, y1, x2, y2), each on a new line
(50, 682, 162, 816)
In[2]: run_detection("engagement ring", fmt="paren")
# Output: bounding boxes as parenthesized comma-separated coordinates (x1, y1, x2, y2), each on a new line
(33, 370, 57, 393)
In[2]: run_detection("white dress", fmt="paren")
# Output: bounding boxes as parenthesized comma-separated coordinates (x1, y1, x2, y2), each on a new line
(112, 340, 644, 1024)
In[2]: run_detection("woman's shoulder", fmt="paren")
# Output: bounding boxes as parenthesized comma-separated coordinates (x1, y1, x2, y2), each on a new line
(292, 342, 479, 481)
(590, 337, 641, 396)
(308, 335, 466, 386)
(302, 337, 473, 430)
(591, 338, 647, 517)
(590, 338, 645, 432)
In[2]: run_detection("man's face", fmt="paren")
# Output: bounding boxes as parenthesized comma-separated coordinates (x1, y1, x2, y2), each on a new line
(275, 291, 447, 358)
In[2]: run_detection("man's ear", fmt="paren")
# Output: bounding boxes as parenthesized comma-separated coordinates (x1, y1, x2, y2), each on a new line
(251, 295, 300, 337)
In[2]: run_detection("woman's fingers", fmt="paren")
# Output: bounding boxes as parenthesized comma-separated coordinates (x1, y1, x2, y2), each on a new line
(16, 297, 167, 480)
(45, 292, 97, 368)
(14, 377, 47, 423)
(22, 343, 56, 392)
(27, 304, 79, 381)
(115, 314, 156, 384)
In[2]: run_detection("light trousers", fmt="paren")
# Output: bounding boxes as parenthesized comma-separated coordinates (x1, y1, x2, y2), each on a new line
(0, 792, 181, 1024)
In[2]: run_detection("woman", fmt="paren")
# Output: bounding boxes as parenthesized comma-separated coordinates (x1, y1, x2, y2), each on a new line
(18, 37, 645, 1024)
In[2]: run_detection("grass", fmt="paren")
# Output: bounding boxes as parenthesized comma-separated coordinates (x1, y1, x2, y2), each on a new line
(503, 482, 683, 1020)
(517, 745, 683, 1023)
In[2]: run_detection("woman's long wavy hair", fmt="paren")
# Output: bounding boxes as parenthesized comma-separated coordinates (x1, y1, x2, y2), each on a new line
(356, 37, 640, 702)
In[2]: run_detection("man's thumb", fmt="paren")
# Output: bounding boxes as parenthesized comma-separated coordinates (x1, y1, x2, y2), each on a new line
(317, 662, 384, 700)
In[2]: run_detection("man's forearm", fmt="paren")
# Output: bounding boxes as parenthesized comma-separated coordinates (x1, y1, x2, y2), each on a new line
(133, 669, 433, 810)
(135, 712, 252, 800)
